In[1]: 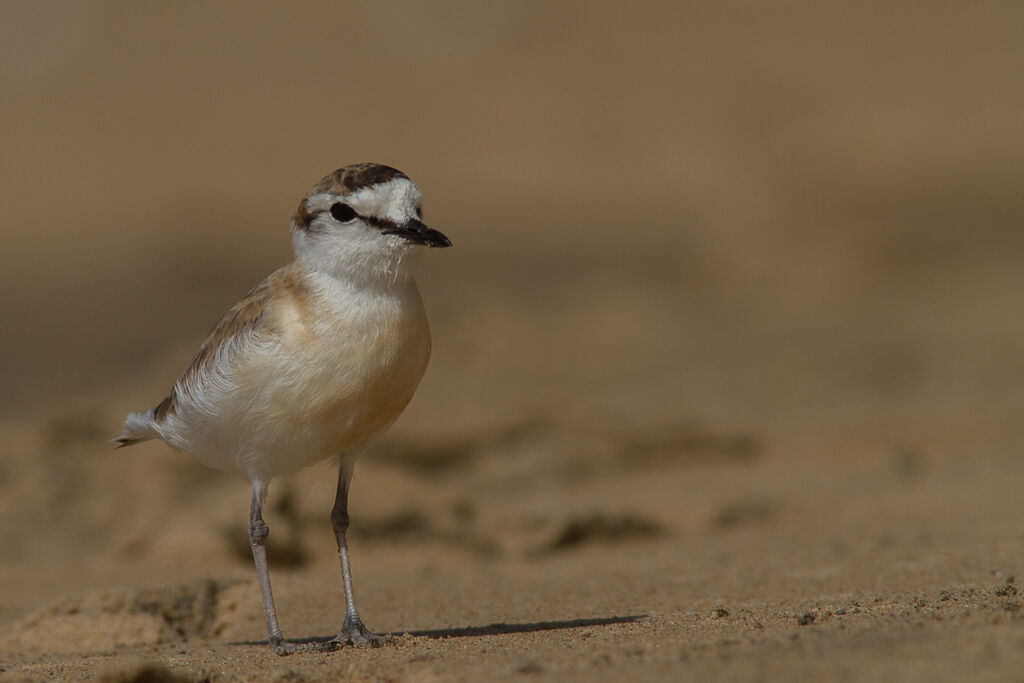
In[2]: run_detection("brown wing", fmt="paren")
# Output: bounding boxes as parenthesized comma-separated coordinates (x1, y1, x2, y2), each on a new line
(153, 264, 301, 422)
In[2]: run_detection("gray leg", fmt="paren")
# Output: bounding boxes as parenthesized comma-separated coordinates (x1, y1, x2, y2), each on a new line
(330, 458, 385, 646)
(249, 483, 295, 655)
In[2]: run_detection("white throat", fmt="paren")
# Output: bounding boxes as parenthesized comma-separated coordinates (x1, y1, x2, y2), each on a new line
(291, 227, 422, 291)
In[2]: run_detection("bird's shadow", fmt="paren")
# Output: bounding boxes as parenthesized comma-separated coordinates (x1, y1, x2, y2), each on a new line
(396, 614, 645, 639)
(233, 614, 645, 648)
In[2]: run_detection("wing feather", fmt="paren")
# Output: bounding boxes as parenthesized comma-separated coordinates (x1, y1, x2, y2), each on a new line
(153, 264, 303, 421)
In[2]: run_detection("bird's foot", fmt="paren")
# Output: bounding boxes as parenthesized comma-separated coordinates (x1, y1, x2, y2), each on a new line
(330, 616, 388, 648)
(269, 636, 298, 656)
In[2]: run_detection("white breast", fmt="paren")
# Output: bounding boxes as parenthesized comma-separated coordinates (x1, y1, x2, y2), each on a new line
(161, 276, 431, 482)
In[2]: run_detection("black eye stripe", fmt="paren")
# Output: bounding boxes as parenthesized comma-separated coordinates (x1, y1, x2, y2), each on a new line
(324, 203, 405, 233)
(361, 214, 402, 231)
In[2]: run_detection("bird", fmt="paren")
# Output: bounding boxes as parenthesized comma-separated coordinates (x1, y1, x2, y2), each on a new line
(113, 163, 451, 654)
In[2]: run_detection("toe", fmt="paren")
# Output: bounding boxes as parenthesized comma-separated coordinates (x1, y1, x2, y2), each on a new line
(331, 621, 388, 648)
(269, 636, 297, 656)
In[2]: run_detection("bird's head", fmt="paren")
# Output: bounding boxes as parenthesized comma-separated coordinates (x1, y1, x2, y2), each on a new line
(291, 163, 451, 284)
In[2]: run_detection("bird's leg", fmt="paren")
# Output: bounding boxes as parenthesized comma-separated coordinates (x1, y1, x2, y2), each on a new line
(329, 458, 385, 646)
(249, 484, 295, 655)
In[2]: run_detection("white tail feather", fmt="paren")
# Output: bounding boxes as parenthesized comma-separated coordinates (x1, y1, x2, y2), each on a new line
(112, 409, 158, 447)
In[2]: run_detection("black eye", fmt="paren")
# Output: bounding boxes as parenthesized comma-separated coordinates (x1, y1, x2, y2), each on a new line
(330, 203, 357, 222)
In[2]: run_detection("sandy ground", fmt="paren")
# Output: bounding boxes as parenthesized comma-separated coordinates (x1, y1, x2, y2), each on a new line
(1, 2, 1023, 681)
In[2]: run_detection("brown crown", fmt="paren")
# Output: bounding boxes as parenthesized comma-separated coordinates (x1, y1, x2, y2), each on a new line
(292, 163, 408, 229)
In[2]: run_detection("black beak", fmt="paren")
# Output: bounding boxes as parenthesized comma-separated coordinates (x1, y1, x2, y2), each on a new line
(383, 219, 452, 248)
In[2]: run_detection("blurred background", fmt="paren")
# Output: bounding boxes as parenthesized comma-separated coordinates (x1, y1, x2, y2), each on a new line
(2, 0, 1020, 432)
(1, 0, 1023, 676)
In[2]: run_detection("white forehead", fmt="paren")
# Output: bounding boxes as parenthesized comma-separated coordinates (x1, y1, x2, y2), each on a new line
(306, 177, 422, 221)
